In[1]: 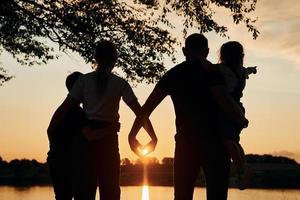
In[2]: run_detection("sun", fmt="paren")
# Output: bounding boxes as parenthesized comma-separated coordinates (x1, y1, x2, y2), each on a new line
(142, 148, 149, 156)
(139, 146, 149, 156)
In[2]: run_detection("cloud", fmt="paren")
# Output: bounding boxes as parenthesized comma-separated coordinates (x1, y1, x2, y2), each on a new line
(172, 0, 300, 71)
(207, 0, 300, 70)
(245, 0, 300, 69)
(257, 0, 300, 22)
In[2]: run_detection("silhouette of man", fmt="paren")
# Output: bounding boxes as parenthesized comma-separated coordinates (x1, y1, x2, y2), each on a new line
(129, 34, 248, 200)
(47, 72, 87, 200)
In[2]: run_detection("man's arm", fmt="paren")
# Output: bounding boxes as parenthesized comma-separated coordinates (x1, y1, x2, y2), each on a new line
(210, 85, 248, 127)
(47, 96, 80, 140)
(127, 99, 157, 156)
(128, 86, 168, 156)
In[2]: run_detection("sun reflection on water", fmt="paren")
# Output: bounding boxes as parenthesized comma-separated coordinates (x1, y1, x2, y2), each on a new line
(141, 145, 149, 200)
(142, 185, 149, 200)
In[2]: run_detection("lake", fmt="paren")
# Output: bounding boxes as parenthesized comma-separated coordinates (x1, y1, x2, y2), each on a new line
(0, 186, 300, 200)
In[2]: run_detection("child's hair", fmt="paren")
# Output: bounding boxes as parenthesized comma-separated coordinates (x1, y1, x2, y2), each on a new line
(220, 41, 244, 71)
(66, 71, 83, 91)
(94, 41, 118, 93)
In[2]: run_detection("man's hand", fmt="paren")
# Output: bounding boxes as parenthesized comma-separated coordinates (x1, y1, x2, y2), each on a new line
(211, 85, 248, 128)
(224, 140, 244, 169)
(231, 110, 248, 129)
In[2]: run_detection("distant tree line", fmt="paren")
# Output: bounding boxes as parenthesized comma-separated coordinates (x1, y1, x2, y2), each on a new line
(245, 154, 298, 164)
(120, 154, 299, 166)
(0, 157, 49, 186)
(1, 154, 300, 188)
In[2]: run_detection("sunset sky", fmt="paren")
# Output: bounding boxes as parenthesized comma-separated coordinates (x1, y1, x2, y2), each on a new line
(1, 0, 300, 163)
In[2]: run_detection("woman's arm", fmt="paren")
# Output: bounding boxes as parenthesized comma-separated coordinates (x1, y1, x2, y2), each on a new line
(127, 100, 157, 141)
(128, 87, 167, 156)
(127, 100, 157, 156)
(47, 95, 80, 140)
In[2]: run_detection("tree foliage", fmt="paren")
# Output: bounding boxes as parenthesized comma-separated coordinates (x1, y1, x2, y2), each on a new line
(165, 0, 259, 38)
(0, 0, 259, 85)
(0, 67, 14, 86)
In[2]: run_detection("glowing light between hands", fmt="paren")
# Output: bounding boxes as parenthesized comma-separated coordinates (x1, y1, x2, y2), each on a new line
(142, 148, 149, 156)
(138, 146, 150, 156)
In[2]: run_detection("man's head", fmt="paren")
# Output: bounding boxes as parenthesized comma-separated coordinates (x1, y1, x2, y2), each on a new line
(182, 33, 209, 61)
(66, 71, 83, 91)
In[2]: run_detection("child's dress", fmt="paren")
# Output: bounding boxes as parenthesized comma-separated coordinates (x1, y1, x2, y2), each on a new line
(216, 64, 247, 141)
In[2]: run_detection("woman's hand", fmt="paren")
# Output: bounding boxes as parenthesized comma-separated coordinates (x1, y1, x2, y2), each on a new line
(141, 137, 158, 156)
(128, 136, 143, 157)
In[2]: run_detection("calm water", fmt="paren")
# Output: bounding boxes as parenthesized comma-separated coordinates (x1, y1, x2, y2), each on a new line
(0, 186, 300, 200)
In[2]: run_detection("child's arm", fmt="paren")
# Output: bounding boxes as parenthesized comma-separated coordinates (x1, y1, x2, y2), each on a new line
(244, 66, 257, 79)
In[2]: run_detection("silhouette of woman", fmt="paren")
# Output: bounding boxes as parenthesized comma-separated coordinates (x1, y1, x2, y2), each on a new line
(47, 41, 157, 200)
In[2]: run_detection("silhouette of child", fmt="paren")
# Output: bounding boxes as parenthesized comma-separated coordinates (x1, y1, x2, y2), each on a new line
(47, 72, 87, 200)
(202, 41, 256, 189)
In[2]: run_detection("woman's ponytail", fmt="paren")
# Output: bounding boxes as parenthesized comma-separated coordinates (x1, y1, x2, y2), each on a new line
(94, 41, 118, 94)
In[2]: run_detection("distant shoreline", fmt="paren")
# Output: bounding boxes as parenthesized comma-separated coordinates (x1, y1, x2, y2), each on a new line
(1, 183, 300, 189)
(1, 154, 300, 188)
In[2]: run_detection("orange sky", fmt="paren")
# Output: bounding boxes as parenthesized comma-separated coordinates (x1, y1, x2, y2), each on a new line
(1, 0, 300, 163)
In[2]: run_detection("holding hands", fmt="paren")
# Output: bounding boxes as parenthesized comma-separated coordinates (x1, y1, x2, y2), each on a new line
(129, 134, 157, 157)
(127, 87, 167, 158)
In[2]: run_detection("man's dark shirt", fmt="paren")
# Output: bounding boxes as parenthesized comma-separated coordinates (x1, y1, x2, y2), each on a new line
(48, 106, 87, 155)
(157, 61, 224, 139)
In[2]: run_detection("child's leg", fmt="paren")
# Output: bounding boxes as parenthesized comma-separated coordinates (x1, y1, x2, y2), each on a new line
(237, 142, 245, 165)
(235, 142, 254, 190)
(47, 155, 73, 200)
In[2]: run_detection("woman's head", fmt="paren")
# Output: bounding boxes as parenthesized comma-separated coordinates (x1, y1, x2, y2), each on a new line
(94, 40, 118, 73)
(220, 41, 244, 69)
(94, 41, 117, 93)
